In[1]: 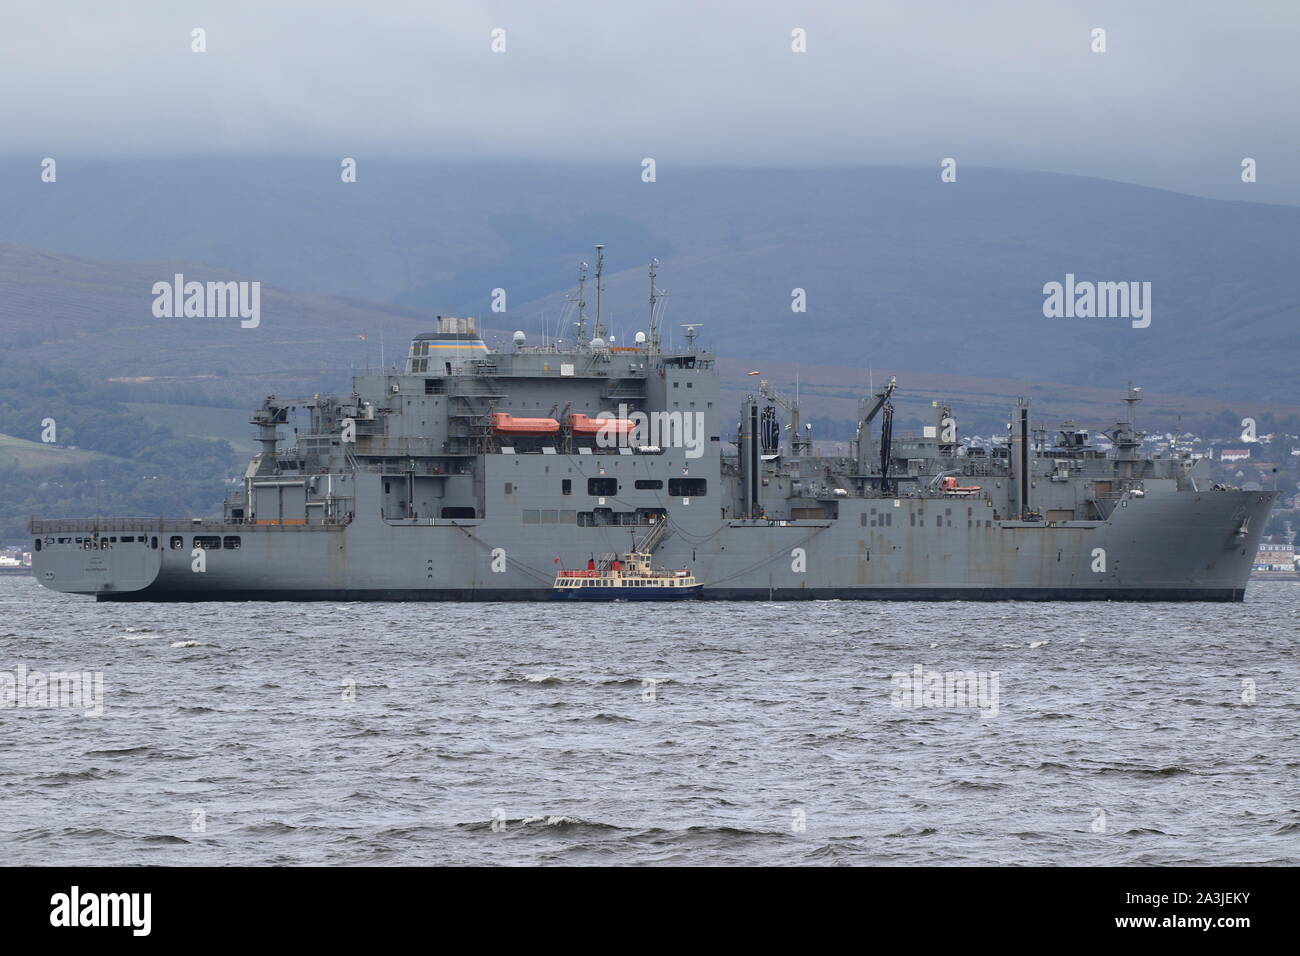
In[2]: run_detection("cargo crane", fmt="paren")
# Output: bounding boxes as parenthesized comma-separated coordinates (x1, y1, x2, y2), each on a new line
(854, 376, 897, 489)
(758, 379, 811, 457)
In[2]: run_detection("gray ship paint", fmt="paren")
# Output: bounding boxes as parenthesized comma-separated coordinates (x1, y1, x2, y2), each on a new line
(30, 311, 1273, 602)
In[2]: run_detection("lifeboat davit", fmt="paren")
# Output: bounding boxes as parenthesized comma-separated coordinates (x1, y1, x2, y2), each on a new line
(568, 413, 635, 436)
(491, 413, 560, 435)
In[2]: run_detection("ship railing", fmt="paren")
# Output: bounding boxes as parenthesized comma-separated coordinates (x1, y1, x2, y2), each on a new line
(30, 516, 353, 533)
(351, 462, 473, 476)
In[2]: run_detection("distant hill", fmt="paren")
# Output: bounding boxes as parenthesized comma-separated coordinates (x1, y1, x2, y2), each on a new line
(1, 159, 1297, 405)
(1, 242, 1299, 441)
(0, 433, 118, 470)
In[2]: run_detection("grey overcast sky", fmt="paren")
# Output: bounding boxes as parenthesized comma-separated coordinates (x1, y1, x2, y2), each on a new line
(3, 0, 1298, 202)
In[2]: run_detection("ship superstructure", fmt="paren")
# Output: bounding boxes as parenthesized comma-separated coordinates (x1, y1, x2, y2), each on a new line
(30, 253, 1274, 602)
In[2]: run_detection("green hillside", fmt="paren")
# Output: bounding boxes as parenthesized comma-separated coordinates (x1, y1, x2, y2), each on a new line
(125, 403, 258, 452)
(0, 433, 119, 470)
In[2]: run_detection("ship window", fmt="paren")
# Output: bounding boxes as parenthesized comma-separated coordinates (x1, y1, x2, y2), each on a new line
(151, 536, 159, 549)
(541, 510, 558, 524)
(634, 479, 663, 490)
(33, 539, 41, 552)
(687, 381, 693, 388)
(223, 536, 241, 550)
(523, 509, 540, 524)
(440, 507, 476, 519)
(121, 536, 134, 543)
(673, 381, 679, 388)
(562, 479, 571, 495)
(504, 482, 513, 495)
(589, 477, 618, 496)
(668, 478, 706, 496)
(194, 535, 221, 550)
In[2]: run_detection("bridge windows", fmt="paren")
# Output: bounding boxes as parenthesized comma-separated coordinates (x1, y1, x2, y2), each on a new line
(588, 477, 618, 496)
(634, 479, 663, 490)
(562, 479, 572, 495)
(194, 536, 222, 549)
(223, 536, 241, 550)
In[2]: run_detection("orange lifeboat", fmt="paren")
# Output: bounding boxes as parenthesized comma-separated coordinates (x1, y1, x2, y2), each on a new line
(939, 476, 982, 496)
(491, 413, 560, 435)
(568, 413, 635, 436)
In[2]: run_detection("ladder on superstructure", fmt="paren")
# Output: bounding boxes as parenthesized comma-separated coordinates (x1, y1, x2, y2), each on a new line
(637, 516, 669, 555)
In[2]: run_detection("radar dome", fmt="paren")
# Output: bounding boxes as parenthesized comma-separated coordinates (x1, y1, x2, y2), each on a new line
(635, 331, 647, 344)
(512, 330, 526, 345)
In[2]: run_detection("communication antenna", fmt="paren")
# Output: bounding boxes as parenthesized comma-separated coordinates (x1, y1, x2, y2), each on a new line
(593, 244, 606, 342)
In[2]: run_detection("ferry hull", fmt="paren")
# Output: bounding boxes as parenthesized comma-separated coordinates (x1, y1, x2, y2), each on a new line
(551, 584, 702, 601)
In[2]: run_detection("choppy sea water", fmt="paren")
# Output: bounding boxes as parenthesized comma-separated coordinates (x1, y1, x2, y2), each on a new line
(1, 576, 1297, 866)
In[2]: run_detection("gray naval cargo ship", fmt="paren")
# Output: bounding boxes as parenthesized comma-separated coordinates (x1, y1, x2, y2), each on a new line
(30, 254, 1274, 602)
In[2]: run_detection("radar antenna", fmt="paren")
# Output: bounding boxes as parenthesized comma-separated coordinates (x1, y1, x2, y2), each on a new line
(680, 323, 702, 352)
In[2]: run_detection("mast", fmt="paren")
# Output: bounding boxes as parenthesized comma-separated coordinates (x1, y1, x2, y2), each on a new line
(593, 244, 606, 341)
(575, 261, 589, 347)
(648, 258, 660, 355)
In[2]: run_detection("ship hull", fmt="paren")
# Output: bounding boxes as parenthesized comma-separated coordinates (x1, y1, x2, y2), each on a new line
(92, 585, 1242, 602)
(31, 486, 1276, 604)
